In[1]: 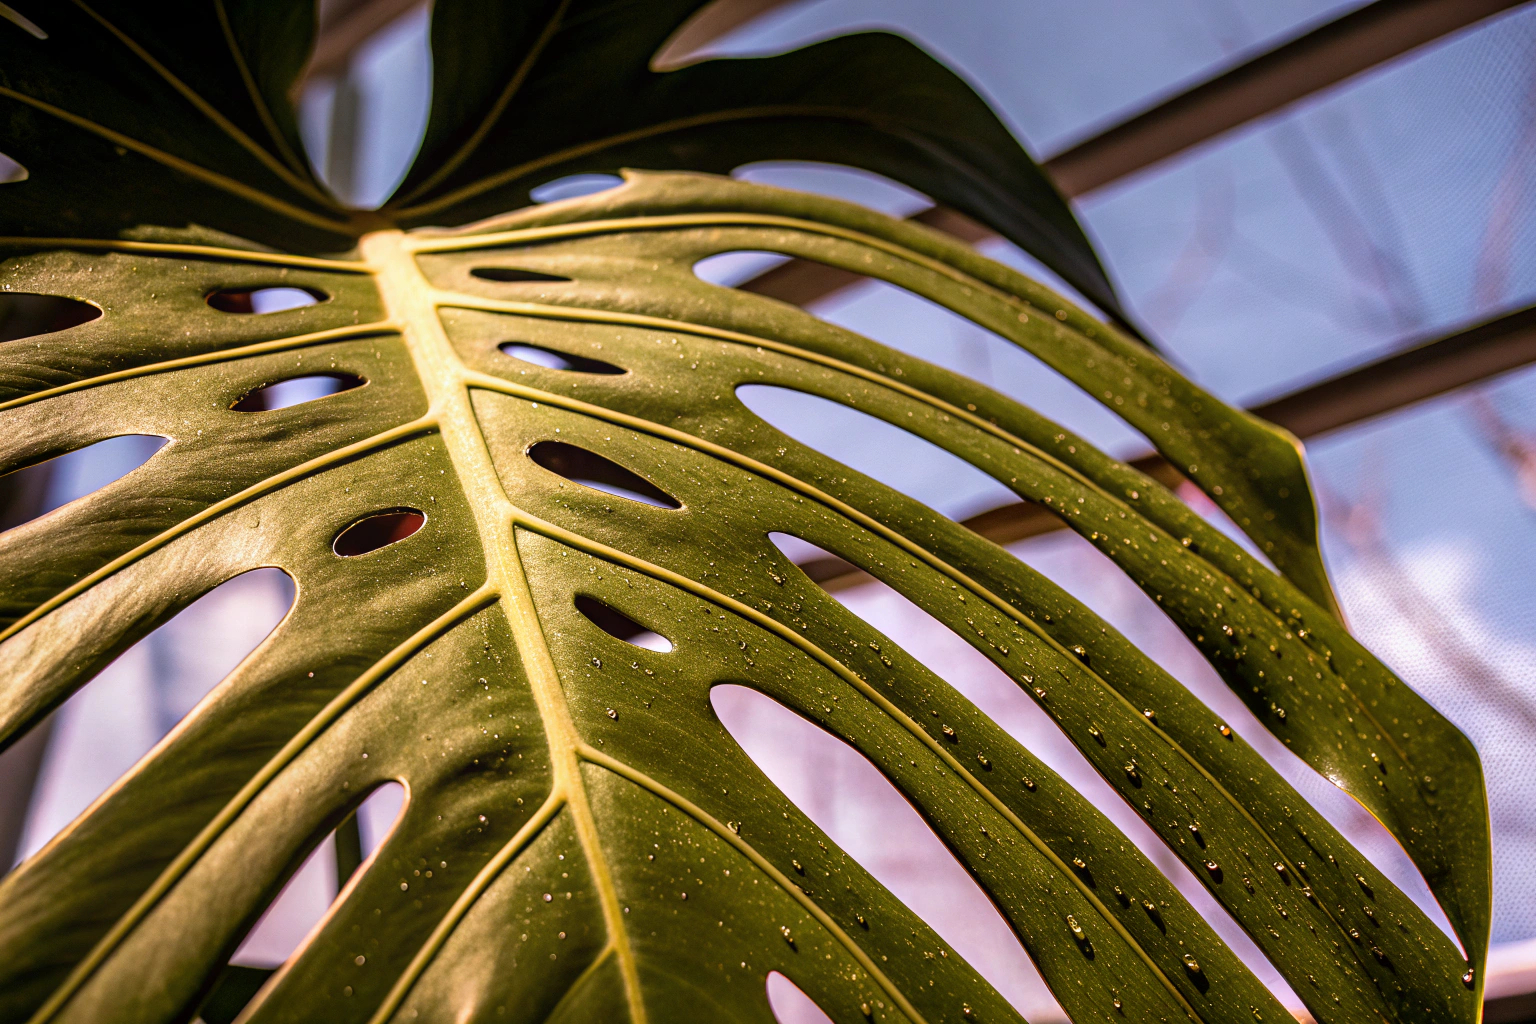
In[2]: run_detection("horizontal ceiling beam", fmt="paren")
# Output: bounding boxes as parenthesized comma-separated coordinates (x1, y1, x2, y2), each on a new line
(1044, 0, 1527, 197)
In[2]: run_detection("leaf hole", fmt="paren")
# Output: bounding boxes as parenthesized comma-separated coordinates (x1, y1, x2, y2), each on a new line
(737, 384, 1014, 523)
(0, 292, 102, 342)
(206, 287, 327, 314)
(1012, 528, 1455, 944)
(0, 150, 27, 183)
(822, 562, 1310, 1010)
(694, 250, 793, 288)
(332, 509, 425, 557)
(229, 780, 406, 970)
(498, 342, 624, 375)
(806, 272, 1143, 456)
(767, 532, 859, 590)
(709, 228, 1143, 459)
(1, 434, 168, 534)
(527, 441, 680, 509)
(573, 594, 672, 652)
(529, 173, 624, 204)
(470, 267, 572, 283)
(711, 683, 1059, 1019)
(230, 373, 365, 412)
(765, 971, 834, 1024)
(16, 567, 296, 865)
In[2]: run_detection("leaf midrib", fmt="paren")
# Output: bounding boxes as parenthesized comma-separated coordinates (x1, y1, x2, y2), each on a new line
(360, 229, 650, 1024)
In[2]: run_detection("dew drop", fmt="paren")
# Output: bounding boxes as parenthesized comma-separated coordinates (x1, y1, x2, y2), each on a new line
(1022, 777, 1036, 791)
(976, 753, 991, 769)
(1218, 723, 1232, 738)
(1123, 762, 1140, 781)
(1072, 857, 1087, 869)
(606, 707, 618, 719)
(1142, 709, 1157, 722)
(1182, 953, 1202, 976)
(354, 955, 366, 966)
(1463, 967, 1475, 987)
(1066, 914, 1085, 940)
(1204, 860, 1220, 874)
(543, 893, 553, 902)
(941, 725, 957, 741)
(1069, 645, 1090, 664)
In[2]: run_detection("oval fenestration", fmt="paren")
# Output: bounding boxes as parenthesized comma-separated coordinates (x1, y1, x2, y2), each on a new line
(469, 267, 571, 284)
(737, 383, 1015, 522)
(230, 374, 366, 412)
(765, 971, 835, 1024)
(0, 293, 101, 343)
(694, 251, 793, 288)
(573, 594, 673, 652)
(227, 780, 407, 974)
(526, 441, 681, 509)
(497, 342, 624, 375)
(205, 287, 327, 314)
(528, 173, 624, 204)
(1, 434, 168, 534)
(332, 509, 426, 557)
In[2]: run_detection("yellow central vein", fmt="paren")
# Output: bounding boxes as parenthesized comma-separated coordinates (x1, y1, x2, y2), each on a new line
(576, 744, 931, 1024)
(361, 230, 647, 1023)
(433, 281, 1426, 851)
(458, 369, 1370, 985)
(511, 510, 1204, 1024)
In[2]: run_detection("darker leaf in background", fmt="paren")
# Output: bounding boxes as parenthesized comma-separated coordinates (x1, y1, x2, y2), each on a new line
(396, 0, 1128, 326)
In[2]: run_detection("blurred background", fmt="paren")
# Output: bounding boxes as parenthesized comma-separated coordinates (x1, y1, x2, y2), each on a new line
(2, 1, 1535, 1021)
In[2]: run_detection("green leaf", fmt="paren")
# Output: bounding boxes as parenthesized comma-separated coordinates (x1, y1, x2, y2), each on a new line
(0, 6, 1488, 1024)
(392, 0, 1128, 330)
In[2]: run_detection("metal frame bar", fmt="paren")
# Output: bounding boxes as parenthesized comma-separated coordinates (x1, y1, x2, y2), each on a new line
(1044, 0, 1528, 197)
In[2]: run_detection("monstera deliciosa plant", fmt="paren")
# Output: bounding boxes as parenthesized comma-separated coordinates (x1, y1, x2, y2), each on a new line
(0, 2, 1491, 1023)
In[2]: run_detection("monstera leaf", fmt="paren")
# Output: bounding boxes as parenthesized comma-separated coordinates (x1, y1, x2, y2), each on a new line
(0, 4, 1489, 1024)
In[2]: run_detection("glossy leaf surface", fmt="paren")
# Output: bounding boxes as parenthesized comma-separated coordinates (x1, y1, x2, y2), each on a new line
(0, 5, 1488, 1024)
